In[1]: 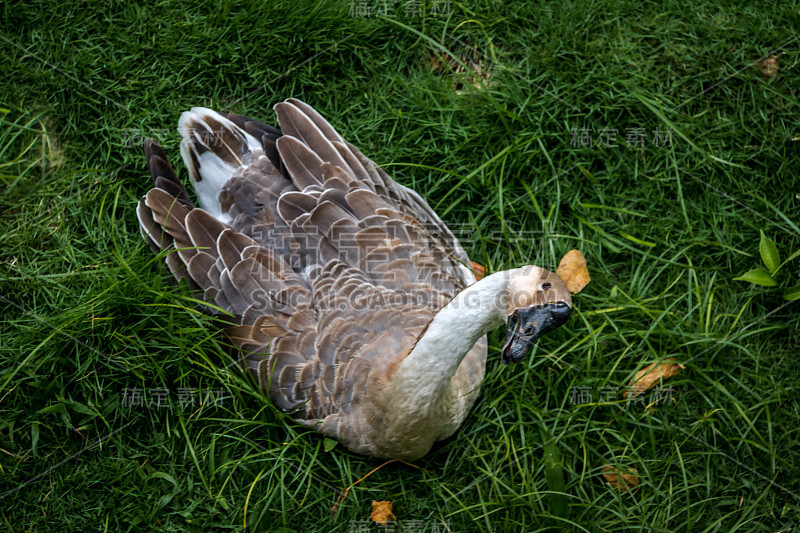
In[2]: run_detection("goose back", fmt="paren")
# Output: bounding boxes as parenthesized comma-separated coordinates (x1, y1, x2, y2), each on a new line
(137, 100, 487, 458)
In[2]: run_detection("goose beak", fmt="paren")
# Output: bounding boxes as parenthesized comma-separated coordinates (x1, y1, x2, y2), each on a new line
(501, 301, 571, 364)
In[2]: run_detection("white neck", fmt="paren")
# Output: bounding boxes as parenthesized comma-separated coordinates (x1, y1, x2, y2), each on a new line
(392, 269, 515, 396)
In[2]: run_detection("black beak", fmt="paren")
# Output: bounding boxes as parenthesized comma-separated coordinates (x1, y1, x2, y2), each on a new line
(502, 301, 571, 364)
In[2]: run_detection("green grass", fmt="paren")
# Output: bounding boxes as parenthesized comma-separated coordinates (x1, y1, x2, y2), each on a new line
(2, 0, 800, 531)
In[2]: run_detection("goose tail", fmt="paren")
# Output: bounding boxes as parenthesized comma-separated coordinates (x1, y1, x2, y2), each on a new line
(177, 107, 262, 223)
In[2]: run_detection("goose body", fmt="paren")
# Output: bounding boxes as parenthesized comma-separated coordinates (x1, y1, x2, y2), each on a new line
(137, 100, 572, 460)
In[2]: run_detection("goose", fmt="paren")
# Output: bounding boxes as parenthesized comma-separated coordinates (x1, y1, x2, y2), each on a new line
(137, 99, 574, 460)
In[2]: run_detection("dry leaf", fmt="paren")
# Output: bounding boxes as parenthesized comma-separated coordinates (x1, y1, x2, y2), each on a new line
(556, 249, 590, 294)
(470, 261, 485, 281)
(424, 45, 493, 94)
(756, 56, 778, 78)
(625, 358, 685, 399)
(371, 501, 395, 525)
(601, 464, 639, 492)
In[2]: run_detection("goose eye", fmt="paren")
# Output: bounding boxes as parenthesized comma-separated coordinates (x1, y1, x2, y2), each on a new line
(541, 282, 552, 291)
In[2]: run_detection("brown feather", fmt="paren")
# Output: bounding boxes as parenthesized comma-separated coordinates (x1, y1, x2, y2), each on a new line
(275, 101, 350, 172)
(275, 135, 325, 190)
(138, 100, 490, 460)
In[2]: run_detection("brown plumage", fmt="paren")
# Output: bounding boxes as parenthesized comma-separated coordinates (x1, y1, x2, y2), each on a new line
(137, 99, 572, 459)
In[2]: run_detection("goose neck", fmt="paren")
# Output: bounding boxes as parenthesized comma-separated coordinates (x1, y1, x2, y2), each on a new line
(396, 269, 514, 383)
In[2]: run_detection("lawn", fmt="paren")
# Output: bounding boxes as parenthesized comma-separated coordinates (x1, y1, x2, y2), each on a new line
(1, 1, 799, 531)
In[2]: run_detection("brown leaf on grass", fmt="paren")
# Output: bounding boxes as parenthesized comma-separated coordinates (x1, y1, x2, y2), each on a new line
(755, 56, 779, 78)
(470, 261, 485, 281)
(371, 501, 395, 525)
(556, 249, 591, 294)
(424, 45, 493, 94)
(601, 464, 640, 492)
(624, 358, 685, 399)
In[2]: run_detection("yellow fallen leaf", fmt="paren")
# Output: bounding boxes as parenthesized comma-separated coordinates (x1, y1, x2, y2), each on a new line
(755, 56, 778, 78)
(625, 358, 685, 399)
(601, 464, 639, 492)
(470, 261, 486, 281)
(556, 249, 590, 294)
(370, 500, 395, 525)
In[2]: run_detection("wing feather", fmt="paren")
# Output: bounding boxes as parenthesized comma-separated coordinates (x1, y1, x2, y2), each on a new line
(138, 99, 485, 458)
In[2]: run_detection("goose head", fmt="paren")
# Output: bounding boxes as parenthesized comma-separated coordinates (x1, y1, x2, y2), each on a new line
(502, 266, 572, 364)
